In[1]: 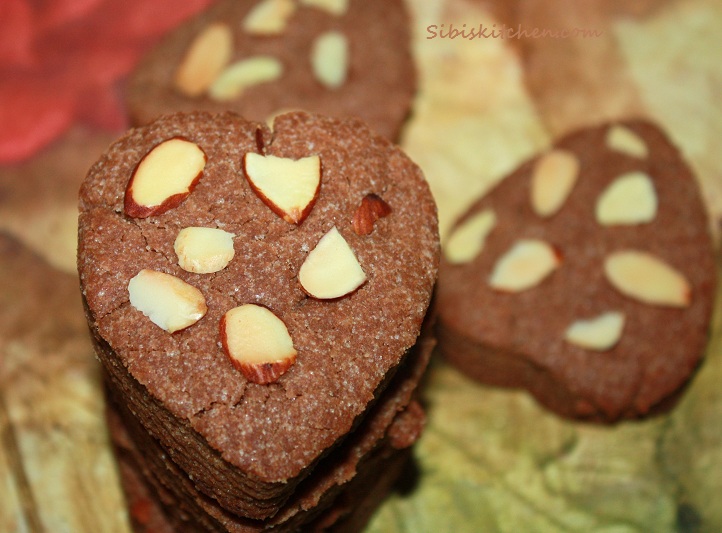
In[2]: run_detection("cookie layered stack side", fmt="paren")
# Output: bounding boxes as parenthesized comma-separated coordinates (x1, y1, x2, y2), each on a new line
(77, 111, 439, 531)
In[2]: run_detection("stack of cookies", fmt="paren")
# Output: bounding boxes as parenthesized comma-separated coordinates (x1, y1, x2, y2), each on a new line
(77, 111, 439, 530)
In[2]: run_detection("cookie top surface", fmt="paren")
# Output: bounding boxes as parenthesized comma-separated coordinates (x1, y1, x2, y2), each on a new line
(78, 111, 438, 480)
(126, 0, 415, 141)
(437, 120, 715, 420)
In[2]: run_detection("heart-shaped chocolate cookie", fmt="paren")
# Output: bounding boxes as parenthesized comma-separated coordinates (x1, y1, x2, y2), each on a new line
(126, 0, 415, 141)
(78, 111, 438, 529)
(436, 120, 715, 422)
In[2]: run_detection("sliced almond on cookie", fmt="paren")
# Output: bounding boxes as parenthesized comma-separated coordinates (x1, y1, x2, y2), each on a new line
(124, 138, 207, 218)
(299, 226, 366, 299)
(242, 0, 296, 35)
(604, 251, 691, 307)
(606, 125, 648, 158)
(352, 193, 392, 235)
(530, 149, 580, 217)
(596, 171, 658, 226)
(311, 31, 349, 89)
(265, 108, 301, 130)
(174, 23, 234, 97)
(243, 152, 321, 224)
(489, 239, 561, 292)
(209, 56, 283, 102)
(220, 304, 297, 384)
(444, 209, 496, 265)
(564, 311, 625, 351)
(300, 0, 349, 16)
(174, 227, 235, 274)
(128, 270, 207, 333)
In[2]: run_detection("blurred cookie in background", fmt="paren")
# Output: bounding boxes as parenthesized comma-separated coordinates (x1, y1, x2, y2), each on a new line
(126, 0, 416, 141)
(436, 120, 715, 422)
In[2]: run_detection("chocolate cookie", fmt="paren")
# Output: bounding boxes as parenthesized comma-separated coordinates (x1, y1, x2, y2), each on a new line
(126, 0, 416, 141)
(436, 120, 715, 422)
(106, 335, 430, 532)
(77, 111, 439, 528)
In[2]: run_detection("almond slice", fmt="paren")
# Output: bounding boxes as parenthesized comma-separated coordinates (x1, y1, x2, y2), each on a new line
(352, 193, 392, 235)
(174, 227, 235, 274)
(243, 152, 321, 224)
(265, 108, 301, 130)
(606, 125, 648, 158)
(489, 239, 561, 292)
(311, 31, 349, 89)
(604, 251, 691, 307)
(299, 226, 366, 299)
(564, 311, 625, 351)
(209, 56, 283, 102)
(124, 138, 207, 218)
(530, 149, 580, 217)
(243, 0, 296, 35)
(595, 171, 658, 226)
(300, 0, 349, 16)
(128, 270, 207, 333)
(220, 304, 297, 384)
(444, 209, 496, 265)
(174, 23, 234, 97)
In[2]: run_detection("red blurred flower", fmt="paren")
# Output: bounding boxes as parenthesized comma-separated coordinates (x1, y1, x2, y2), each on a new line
(0, 0, 214, 163)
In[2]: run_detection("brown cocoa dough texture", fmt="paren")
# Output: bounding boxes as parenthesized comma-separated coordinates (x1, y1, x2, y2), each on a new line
(126, 0, 416, 141)
(77, 110, 438, 520)
(436, 120, 715, 422)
